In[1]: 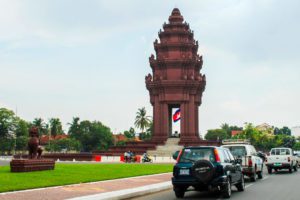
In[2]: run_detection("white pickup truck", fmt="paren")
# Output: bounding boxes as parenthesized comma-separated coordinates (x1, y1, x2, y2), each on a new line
(266, 147, 298, 174)
(222, 140, 264, 182)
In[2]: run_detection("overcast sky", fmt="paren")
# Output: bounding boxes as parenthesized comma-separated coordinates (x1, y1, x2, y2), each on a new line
(0, 0, 299, 137)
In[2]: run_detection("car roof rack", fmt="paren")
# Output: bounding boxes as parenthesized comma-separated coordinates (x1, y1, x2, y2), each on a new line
(222, 139, 251, 145)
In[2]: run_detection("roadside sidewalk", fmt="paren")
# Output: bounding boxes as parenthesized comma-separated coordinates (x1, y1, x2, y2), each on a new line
(0, 173, 172, 200)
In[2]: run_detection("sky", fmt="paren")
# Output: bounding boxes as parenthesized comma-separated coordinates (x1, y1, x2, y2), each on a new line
(0, 0, 299, 137)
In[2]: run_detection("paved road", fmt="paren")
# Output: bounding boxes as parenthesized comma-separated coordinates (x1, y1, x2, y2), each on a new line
(130, 169, 300, 200)
(0, 160, 10, 166)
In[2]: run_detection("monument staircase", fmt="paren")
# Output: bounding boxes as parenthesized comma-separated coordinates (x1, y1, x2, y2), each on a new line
(147, 138, 183, 157)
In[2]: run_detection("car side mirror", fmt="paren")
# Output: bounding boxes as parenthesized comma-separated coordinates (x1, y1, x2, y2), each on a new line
(173, 151, 179, 160)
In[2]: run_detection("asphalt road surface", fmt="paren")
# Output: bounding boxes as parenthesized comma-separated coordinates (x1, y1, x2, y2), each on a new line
(130, 169, 300, 200)
(0, 160, 10, 166)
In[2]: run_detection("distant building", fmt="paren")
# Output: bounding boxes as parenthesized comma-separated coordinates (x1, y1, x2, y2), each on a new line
(231, 130, 243, 137)
(256, 123, 273, 132)
(40, 134, 69, 146)
(113, 134, 141, 145)
(291, 126, 300, 137)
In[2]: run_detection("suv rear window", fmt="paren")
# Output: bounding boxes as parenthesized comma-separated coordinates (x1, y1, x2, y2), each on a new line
(271, 149, 291, 155)
(179, 148, 215, 163)
(225, 146, 246, 157)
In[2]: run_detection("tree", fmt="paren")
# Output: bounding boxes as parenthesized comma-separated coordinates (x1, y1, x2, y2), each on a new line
(205, 129, 227, 140)
(0, 108, 17, 154)
(49, 118, 63, 137)
(134, 107, 151, 134)
(124, 127, 135, 139)
(32, 118, 48, 135)
(68, 119, 113, 152)
(15, 119, 29, 152)
(293, 142, 300, 150)
(274, 126, 291, 136)
(281, 126, 291, 136)
(221, 123, 243, 138)
(68, 117, 80, 139)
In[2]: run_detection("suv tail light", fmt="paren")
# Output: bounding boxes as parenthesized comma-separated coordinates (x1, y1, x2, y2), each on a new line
(214, 148, 221, 163)
(265, 157, 268, 163)
(248, 156, 253, 167)
(288, 157, 291, 162)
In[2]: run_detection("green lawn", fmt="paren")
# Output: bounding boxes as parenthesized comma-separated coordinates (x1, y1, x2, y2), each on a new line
(0, 163, 173, 193)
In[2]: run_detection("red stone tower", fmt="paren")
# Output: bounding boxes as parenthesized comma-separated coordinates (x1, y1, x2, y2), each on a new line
(145, 8, 206, 145)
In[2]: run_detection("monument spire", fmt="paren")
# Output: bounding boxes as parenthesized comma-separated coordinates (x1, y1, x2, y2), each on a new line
(145, 8, 208, 146)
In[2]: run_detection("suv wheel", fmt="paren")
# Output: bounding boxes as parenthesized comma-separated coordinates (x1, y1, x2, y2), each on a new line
(222, 178, 232, 198)
(174, 186, 185, 198)
(236, 175, 245, 191)
(250, 170, 257, 182)
(294, 164, 298, 172)
(257, 165, 263, 179)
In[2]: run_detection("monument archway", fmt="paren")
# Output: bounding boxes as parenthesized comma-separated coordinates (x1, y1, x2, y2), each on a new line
(145, 8, 206, 145)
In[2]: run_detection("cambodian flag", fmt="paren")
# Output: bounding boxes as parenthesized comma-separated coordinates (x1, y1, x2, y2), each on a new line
(173, 109, 181, 122)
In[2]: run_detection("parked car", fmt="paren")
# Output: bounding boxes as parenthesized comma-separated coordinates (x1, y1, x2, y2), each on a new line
(266, 147, 298, 174)
(221, 140, 264, 182)
(172, 146, 245, 199)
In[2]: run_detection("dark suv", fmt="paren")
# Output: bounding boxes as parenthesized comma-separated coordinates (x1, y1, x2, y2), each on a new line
(172, 146, 245, 198)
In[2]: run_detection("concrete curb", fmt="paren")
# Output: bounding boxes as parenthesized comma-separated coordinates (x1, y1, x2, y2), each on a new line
(66, 181, 172, 200)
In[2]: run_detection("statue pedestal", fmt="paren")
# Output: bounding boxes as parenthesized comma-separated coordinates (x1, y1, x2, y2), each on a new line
(10, 159, 55, 172)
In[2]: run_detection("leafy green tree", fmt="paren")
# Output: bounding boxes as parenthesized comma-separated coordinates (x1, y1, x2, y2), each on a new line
(134, 107, 151, 134)
(49, 118, 63, 137)
(124, 127, 135, 139)
(281, 126, 291, 136)
(205, 129, 227, 140)
(274, 127, 281, 135)
(15, 119, 29, 152)
(16, 119, 29, 137)
(16, 136, 28, 152)
(68, 119, 113, 152)
(0, 108, 17, 138)
(0, 108, 17, 154)
(293, 142, 300, 150)
(274, 126, 291, 136)
(116, 141, 126, 146)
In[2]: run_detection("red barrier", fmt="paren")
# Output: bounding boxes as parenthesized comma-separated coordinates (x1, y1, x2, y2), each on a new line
(94, 155, 101, 162)
(120, 155, 125, 162)
(136, 155, 141, 163)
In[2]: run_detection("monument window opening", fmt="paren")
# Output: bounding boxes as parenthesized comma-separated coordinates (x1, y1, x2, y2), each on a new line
(169, 105, 181, 138)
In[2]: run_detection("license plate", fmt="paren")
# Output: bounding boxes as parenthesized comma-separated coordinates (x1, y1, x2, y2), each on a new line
(179, 169, 190, 175)
(274, 163, 282, 166)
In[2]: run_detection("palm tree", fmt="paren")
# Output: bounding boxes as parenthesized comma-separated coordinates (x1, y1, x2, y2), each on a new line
(68, 117, 80, 139)
(49, 118, 63, 137)
(134, 107, 151, 134)
(32, 118, 48, 135)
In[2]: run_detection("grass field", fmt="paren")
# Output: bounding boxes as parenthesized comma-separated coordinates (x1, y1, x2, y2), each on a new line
(0, 163, 173, 193)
